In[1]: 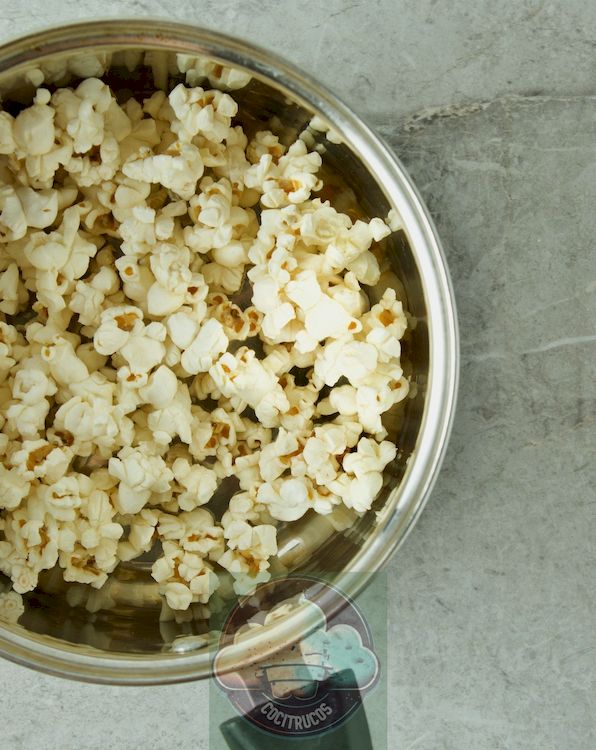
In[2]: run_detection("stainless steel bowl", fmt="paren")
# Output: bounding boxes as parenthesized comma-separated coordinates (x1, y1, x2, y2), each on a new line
(0, 20, 458, 683)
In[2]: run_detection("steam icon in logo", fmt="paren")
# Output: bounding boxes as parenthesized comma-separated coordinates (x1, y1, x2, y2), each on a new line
(214, 577, 379, 737)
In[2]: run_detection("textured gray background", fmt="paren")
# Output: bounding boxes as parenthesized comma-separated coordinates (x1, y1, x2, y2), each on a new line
(0, 2, 595, 749)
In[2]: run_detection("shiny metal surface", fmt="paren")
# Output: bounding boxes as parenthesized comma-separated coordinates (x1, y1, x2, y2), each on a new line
(0, 19, 458, 683)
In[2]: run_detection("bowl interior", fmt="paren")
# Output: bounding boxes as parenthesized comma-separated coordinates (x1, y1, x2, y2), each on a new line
(0, 26, 430, 677)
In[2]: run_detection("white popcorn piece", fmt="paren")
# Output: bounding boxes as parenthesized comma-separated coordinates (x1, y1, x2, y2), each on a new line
(0, 187, 27, 242)
(24, 206, 97, 280)
(165, 308, 201, 350)
(59, 489, 124, 588)
(14, 89, 56, 156)
(210, 348, 289, 428)
(258, 428, 301, 483)
(386, 208, 403, 232)
(75, 343, 108, 373)
(40, 474, 83, 522)
(308, 114, 343, 145)
(362, 287, 408, 362)
(261, 301, 296, 341)
(0, 262, 27, 315)
(314, 338, 378, 387)
(201, 262, 244, 294)
(328, 437, 397, 513)
(164, 581, 194, 610)
(11, 367, 56, 406)
(246, 141, 322, 208)
(109, 445, 174, 514)
(94, 305, 166, 374)
(4, 399, 50, 441)
(188, 405, 243, 464)
(40, 337, 90, 386)
(138, 365, 178, 408)
(54, 391, 132, 455)
(256, 477, 314, 522)
(180, 318, 228, 375)
(122, 141, 204, 200)
(117, 508, 160, 563)
(147, 382, 193, 445)
(0, 591, 25, 624)
(295, 294, 361, 353)
(176, 54, 252, 91)
(172, 458, 218, 511)
(152, 512, 222, 606)
(219, 520, 277, 574)
(10, 440, 72, 483)
(301, 440, 340, 487)
(0, 465, 31, 511)
(52, 78, 124, 154)
(285, 269, 322, 310)
(93, 305, 144, 355)
(247, 130, 285, 165)
(69, 280, 105, 326)
(169, 84, 237, 143)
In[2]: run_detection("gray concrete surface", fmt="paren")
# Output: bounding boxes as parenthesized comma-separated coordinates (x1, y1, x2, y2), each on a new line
(0, 2, 594, 749)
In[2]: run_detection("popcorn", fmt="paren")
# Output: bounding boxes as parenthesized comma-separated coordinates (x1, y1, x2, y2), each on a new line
(40, 474, 84, 523)
(176, 54, 252, 91)
(69, 266, 120, 326)
(147, 382, 193, 445)
(257, 477, 322, 522)
(14, 88, 56, 156)
(189, 405, 244, 464)
(0, 263, 29, 315)
(168, 84, 237, 143)
(53, 392, 133, 456)
(152, 512, 222, 608)
(245, 141, 322, 208)
(40, 336, 89, 386)
(166, 309, 201, 349)
(4, 398, 51, 440)
(171, 457, 218, 511)
(138, 365, 178, 408)
(108, 445, 174, 514)
(210, 348, 289, 428)
(180, 318, 228, 375)
(0, 188, 27, 242)
(10, 440, 72, 483)
(329, 438, 397, 513)
(258, 428, 302, 483)
(122, 141, 204, 200)
(218, 521, 277, 578)
(24, 206, 97, 279)
(117, 508, 160, 562)
(59, 487, 124, 588)
(201, 261, 245, 293)
(0, 77, 408, 612)
(314, 339, 378, 387)
(301, 430, 345, 486)
(94, 305, 166, 373)
(362, 287, 408, 362)
(0, 465, 31, 511)
(0, 591, 24, 624)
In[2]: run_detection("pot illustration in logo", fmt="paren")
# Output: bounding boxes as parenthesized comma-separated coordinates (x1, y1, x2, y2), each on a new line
(255, 645, 332, 700)
(214, 576, 379, 737)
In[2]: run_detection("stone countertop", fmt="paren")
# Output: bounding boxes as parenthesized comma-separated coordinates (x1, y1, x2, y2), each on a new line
(0, 3, 594, 749)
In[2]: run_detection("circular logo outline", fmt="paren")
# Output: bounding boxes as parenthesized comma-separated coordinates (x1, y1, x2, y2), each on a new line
(213, 573, 380, 738)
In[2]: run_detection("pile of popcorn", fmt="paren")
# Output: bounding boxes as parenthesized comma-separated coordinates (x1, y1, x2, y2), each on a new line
(0, 73, 408, 613)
